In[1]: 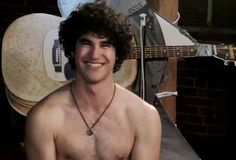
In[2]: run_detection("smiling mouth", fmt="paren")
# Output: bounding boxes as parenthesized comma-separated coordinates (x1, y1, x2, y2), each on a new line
(86, 62, 104, 68)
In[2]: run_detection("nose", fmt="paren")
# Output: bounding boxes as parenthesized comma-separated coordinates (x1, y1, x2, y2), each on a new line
(89, 45, 100, 59)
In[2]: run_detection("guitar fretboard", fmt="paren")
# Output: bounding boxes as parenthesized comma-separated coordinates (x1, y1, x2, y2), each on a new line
(126, 45, 197, 59)
(125, 44, 236, 62)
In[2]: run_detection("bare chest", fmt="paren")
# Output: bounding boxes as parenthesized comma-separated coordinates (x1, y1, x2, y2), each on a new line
(55, 114, 134, 160)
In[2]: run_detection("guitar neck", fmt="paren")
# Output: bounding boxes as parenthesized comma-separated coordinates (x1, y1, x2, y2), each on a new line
(126, 45, 197, 59)
(212, 44, 236, 61)
(125, 44, 236, 63)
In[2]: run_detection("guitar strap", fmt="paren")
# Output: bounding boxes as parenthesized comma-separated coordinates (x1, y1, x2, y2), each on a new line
(107, 0, 168, 104)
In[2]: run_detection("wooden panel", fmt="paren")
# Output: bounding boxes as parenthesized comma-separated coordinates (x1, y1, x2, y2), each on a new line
(147, 0, 179, 123)
(147, 0, 179, 22)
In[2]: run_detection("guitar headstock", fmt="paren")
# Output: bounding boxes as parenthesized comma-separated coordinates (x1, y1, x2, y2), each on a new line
(212, 44, 236, 66)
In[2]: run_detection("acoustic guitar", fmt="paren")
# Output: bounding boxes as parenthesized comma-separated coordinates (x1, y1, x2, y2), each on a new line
(1, 13, 137, 116)
(2, 13, 235, 116)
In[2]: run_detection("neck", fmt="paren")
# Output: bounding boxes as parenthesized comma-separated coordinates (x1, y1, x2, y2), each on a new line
(71, 80, 116, 111)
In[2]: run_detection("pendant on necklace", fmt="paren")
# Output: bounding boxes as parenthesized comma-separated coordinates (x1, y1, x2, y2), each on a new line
(86, 129, 93, 136)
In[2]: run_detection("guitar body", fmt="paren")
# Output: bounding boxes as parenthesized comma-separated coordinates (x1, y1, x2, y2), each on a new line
(154, 12, 195, 46)
(1, 13, 137, 116)
(2, 13, 64, 115)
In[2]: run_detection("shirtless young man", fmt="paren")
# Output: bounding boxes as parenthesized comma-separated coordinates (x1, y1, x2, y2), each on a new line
(25, 1, 161, 160)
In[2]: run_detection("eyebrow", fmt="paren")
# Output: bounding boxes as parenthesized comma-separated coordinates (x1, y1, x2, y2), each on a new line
(78, 37, 91, 43)
(78, 37, 113, 45)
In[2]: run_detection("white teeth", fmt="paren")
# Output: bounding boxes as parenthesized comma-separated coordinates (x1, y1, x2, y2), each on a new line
(87, 63, 102, 67)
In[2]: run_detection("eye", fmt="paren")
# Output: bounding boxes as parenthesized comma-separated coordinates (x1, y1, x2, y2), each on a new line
(102, 44, 111, 47)
(101, 42, 112, 48)
(78, 38, 91, 46)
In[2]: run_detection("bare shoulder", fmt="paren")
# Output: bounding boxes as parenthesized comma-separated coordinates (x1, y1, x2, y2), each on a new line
(26, 84, 71, 130)
(116, 85, 161, 125)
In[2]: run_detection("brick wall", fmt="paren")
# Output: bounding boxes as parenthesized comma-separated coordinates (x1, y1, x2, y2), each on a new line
(177, 1, 236, 158)
(177, 0, 236, 147)
(176, 57, 236, 159)
(176, 57, 235, 137)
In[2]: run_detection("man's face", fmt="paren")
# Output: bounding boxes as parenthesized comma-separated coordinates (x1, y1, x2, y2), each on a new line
(74, 34, 116, 84)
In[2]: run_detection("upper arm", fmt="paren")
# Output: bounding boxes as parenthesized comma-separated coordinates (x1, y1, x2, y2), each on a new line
(24, 105, 57, 160)
(131, 106, 162, 160)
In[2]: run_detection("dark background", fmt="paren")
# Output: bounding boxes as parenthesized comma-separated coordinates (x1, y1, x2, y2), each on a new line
(177, 0, 236, 159)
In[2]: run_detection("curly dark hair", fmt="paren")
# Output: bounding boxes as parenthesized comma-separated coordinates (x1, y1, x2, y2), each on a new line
(59, 1, 134, 72)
